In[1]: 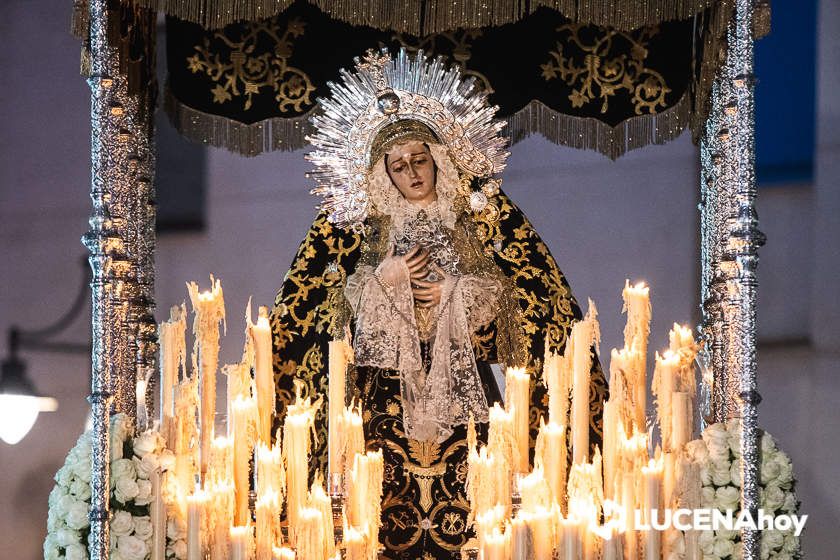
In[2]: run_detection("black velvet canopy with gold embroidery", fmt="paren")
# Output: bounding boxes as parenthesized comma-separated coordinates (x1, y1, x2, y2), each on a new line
(269, 181, 608, 482)
(164, 0, 696, 159)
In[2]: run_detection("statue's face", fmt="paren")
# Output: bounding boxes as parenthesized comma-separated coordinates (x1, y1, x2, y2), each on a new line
(384, 141, 437, 207)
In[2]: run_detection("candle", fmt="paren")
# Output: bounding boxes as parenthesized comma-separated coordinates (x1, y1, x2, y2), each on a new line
(543, 350, 572, 427)
(308, 475, 336, 559)
(602, 401, 617, 501)
(671, 392, 692, 450)
(571, 301, 599, 464)
(283, 388, 321, 533)
(232, 395, 258, 525)
(522, 508, 554, 560)
(534, 419, 567, 511)
(174, 376, 200, 519)
(256, 491, 280, 560)
(159, 304, 186, 445)
(187, 276, 226, 479)
(208, 480, 234, 560)
(467, 446, 499, 521)
(558, 515, 581, 560)
(256, 442, 285, 498)
(294, 507, 328, 560)
(622, 281, 650, 431)
(341, 402, 365, 478)
(272, 546, 296, 560)
(510, 514, 531, 560)
(208, 436, 233, 484)
(663, 451, 676, 512)
(483, 524, 511, 560)
(505, 367, 531, 473)
(328, 339, 351, 476)
(592, 523, 622, 560)
(150, 469, 166, 560)
(621, 472, 637, 560)
(346, 450, 384, 532)
(250, 304, 275, 445)
(487, 403, 515, 513)
(652, 350, 680, 451)
(519, 464, 550, 512)
(187, 490, 209, 560)
(230, 525, 252, 560)
(641, 459, 663, 560)
(343, 525, 366, 560)
(136, 377, 149, 432)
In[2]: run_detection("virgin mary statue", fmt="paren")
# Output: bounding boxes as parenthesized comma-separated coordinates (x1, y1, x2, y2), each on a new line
(270, 49, 607, 559)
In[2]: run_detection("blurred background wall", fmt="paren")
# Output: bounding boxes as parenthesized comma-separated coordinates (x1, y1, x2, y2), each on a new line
(1, 1, 838, 557)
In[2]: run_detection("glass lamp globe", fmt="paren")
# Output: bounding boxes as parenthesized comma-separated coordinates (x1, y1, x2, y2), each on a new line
(0, 357, 57, 445)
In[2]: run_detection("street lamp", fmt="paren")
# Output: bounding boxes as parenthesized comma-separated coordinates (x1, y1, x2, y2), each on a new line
(0, 354, 57, 444)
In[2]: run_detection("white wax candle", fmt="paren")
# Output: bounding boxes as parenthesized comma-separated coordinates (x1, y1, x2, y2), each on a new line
(136, 378, 149, 433)
(341, 403, 365, 477)
(232, 396, 258, 526)
(256, 491, 280, 560)
(641, 459, 662, 560)
(559, 516, 580, 560)
(150, 469, 166, 560)
(308, 476, 335, 558)
(511, 515, 531, 560)
(483, 525, 511, 560)
(653, 350, 680, 451)
(621, 472, 637, 560)
(272, 546, 296, 560)
(519, 464, 550, 512)
(230, 525, 252, 560)
(186, 490, 209, 560)
(523, 508, 554, 560)
(602, 400, 617, 501)
(535, 419, 567, 511)
(251, 305, 275, 445)
(663, 451, 676, 511)
(209, 480, 234, 560)
(622, 280, 650, 430)
(187, 276, 226, 480)
(671, 392, 691, 450)
(294, 507, 327, 560)
(159, 304, 186, 443)
(342, 525, 366, 560)
(571, 302, 598, 464)
(505, 367, 531, 473)
(328, 339, 350, 475)
(283, 390, 320, 534)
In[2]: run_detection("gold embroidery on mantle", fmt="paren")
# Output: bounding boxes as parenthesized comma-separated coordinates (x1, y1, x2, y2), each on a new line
(541, 23, 671, 115)
(187, 17, 316, 113)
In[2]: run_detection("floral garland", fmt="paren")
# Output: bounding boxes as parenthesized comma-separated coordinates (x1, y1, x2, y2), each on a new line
(44, 414, 176, 560)
(684, 419, 802, 560)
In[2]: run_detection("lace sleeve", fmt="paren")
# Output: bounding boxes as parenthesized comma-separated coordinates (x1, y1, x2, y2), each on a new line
(458, 274, 502, 333)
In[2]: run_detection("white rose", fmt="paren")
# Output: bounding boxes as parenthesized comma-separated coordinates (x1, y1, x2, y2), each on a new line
(763, 528, 784, 552)
(760, 535, 772, 559)
(703, 424, 729, 454)
(708, 444, 730, 464)
(715, 486, 740, 512)
(761, 457, 781, 484)
(133, 515, 154, 540)
(65, 542, 87, 560)
(65, 501, 91, 531)
(773, 552, 792, 560)
(159, 450, 176, 472)
(117, 535, 149, 560)
(698, 530, 715, 555)
(724, 417, 741, 434)
(134, 453, 160, 480)
(111, 413, 133, 443)
(700, 465, 712, 486)
(781, 492, 796, 513)
(69, 478, 92, 501)
(72, 456, 92, 483)
(110, 549, 125, 560)
(167, 516, 186, 541)
(134, 479, 153, 506)
(169, 538, 187, 560)
(782, 533, 799, 554)
(111, 509, 135, 537)
(44, 534, 61, 560)
(728, 457, 741, 488)
(133, 430, 162, 458)
(56, 464, 73, 487)
(55, 527, 81, 547)
(686, 440, 709, 463)
(713, 536, 734, 558)
(732, 541, 744, 560)
(701, 487, 716, 507)
(111, 458, 137, 486)
(53, 492, 77, 518)
(775, 453, 794, 487)
(115, 477, 141, 504)
(711, 460, 732, 486)
(760, 432, 776, 454)
(716, 528, 737, 541)
(762, 484, 785, 512)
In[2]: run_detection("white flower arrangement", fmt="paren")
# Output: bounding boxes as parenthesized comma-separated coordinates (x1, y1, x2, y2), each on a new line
(685, 419, 802, 560)
(44, 414, 176, 560)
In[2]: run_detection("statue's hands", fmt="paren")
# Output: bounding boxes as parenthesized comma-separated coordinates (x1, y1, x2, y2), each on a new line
(412, 264, 445, 308)
(377, 245, 430, 285)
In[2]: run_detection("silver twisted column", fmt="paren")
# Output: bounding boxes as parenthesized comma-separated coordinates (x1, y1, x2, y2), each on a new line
(699, 1, 765, 559)
(84, 1, 157, 557)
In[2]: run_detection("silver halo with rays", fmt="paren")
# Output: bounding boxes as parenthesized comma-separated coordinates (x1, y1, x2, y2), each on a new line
(305, 48, 510, 229)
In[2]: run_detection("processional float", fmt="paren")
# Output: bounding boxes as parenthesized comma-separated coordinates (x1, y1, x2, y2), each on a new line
(70, 0, 775, 558)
